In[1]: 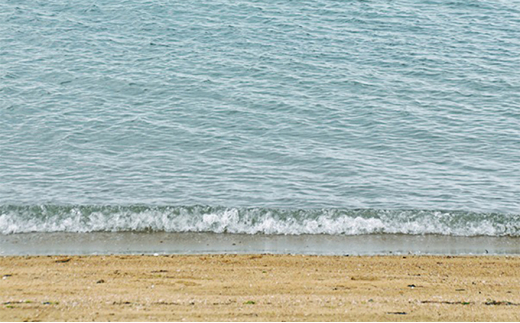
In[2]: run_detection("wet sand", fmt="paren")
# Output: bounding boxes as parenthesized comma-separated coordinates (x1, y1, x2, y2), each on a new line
(1, 255, 520, 321)
(3, 232, 520, 256)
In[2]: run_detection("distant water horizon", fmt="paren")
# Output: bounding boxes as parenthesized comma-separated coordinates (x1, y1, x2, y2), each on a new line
(1, 0, 519, 238)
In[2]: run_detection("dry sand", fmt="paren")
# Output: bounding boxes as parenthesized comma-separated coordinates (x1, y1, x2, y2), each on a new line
(1, 255, 519, 321)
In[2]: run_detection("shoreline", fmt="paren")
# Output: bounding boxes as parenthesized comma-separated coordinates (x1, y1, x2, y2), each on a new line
(3, 232, 520, 256)
(1, 254, 520, 321)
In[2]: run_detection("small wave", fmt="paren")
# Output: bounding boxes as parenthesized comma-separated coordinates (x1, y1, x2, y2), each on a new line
(0, 205, 519, 236)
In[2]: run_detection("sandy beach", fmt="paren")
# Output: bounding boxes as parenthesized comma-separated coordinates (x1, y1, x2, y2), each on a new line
(1, 254, 519, 321)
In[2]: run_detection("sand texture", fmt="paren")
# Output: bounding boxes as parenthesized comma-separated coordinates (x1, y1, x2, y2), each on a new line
(1, 255, 520, 321)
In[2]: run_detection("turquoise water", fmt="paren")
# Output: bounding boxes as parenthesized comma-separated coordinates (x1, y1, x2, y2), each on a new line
(1, 0, 519, 235)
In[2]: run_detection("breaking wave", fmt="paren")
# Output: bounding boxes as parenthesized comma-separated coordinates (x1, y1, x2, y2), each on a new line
(1, 205, 519, 236)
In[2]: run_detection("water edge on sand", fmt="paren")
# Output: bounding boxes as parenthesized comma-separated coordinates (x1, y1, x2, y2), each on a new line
(2, 232, 520, 256)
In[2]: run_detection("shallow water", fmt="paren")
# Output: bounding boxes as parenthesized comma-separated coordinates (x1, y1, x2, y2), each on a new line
(0, 232, 520, 256)
(2, 232, 520, 256)
(1, 0, 519, 236)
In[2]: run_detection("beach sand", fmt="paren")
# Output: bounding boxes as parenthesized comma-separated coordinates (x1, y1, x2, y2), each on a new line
(1, 255, 519, 321)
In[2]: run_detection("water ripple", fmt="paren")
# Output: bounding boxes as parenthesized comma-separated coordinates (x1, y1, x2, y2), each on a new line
(0, 0, 519, 217)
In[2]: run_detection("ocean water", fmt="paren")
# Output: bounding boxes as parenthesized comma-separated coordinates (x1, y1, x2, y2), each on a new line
(1, 0, 519, 237)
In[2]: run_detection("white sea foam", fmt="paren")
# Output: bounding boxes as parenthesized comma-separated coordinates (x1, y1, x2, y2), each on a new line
(0, 205, 518, 236)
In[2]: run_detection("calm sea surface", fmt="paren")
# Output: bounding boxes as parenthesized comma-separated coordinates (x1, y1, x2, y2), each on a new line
(1, 0, 519, 236)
